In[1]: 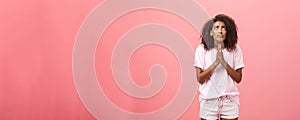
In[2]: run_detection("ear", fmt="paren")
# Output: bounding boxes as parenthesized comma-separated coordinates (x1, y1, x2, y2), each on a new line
(210, 31, 213, 36)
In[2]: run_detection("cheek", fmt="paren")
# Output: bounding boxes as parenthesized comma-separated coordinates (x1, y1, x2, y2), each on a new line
(213, 34, 218, 39)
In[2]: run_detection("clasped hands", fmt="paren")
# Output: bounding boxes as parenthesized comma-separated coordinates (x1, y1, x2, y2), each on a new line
(213, 44, 227, 69)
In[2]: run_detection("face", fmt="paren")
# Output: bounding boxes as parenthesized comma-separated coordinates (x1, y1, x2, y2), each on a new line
(210, 21, 226, 43)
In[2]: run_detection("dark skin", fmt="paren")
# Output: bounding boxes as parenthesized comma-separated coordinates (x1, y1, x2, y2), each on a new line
(196, 21, 242, 85)
(196, 21, 242, 120)
(195, 51, 243, 84)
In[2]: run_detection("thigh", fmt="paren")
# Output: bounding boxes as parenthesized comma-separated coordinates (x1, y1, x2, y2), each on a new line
(201, 118, 219, 120)
(221, 118, 238, 120)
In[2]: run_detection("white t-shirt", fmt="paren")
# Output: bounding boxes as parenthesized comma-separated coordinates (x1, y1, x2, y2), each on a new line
(194, 44, 244, 99)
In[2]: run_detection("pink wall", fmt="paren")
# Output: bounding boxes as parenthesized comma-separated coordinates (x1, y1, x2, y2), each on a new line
(1, 0, 300, 119)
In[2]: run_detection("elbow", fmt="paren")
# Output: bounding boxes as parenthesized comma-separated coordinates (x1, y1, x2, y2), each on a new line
(236, 76, 242, 84)
(198, 77, 206, 84)
(199, 80, 205, 84)
(233, 73, 242, 84)
(197, 77, 205, 84)
(236, 78, 242, 84)
(235, 70, 243, 84)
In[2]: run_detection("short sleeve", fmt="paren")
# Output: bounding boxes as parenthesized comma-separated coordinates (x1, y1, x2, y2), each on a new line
(194, 44, 205, 70)
(234, 45, 245, 70)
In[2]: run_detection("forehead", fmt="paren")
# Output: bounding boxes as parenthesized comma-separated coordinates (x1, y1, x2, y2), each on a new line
(213, 21, 225, 26)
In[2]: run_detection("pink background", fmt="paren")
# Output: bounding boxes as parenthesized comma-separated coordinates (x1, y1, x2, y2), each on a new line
(1, 0, 300, 119)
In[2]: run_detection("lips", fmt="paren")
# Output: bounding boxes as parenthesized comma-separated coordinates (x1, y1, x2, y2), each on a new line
(216, 35, 224, 41)
(217, 35, 223, 38)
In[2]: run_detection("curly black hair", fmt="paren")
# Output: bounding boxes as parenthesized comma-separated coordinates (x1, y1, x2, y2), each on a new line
(201, 14, 238, 51)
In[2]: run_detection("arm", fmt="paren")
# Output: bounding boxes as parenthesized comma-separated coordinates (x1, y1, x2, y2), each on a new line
(196, 61, 219, 84)
(223, 62, 243, 83)
(218, 51, 243, 83)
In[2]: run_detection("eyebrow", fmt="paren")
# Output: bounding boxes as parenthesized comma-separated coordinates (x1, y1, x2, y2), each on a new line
(213, 25, 226, 28)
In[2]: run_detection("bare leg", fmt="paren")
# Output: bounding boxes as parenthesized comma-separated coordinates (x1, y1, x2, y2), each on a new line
(201, 118, 218, 120)
(220, 118, 238, 120)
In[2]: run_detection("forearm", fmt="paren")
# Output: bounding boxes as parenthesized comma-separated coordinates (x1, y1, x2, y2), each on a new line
(198, 68, 212, 84)
(197, 62, 218, 84)
(223, 62, 242, 83)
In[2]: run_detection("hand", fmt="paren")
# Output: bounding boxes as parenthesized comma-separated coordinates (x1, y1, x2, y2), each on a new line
(217, 50, 226, 67)
(216, 44, 226, 67)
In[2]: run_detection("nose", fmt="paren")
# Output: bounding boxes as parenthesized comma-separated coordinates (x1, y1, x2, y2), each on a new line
(218, 28, 223, 34)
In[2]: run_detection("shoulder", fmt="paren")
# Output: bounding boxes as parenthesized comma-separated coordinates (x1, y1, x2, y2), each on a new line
(195, 44, 206, 55)
(233, 45, 243, 53)
(196, 44, 205, 51)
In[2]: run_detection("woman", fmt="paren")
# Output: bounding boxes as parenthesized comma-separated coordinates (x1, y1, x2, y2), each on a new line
(194, 14, 244, 120)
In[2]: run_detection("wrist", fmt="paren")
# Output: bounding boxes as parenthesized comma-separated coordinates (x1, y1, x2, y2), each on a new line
(212, 61, 218, 69)
(221, 61, 227, 68)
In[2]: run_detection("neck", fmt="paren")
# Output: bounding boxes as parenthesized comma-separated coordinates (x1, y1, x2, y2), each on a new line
(214, 42, 224, 49)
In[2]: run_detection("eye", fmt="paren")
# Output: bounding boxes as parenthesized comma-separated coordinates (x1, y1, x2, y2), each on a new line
(214, 26, 219, 30)
(221, 26, 226, 31)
